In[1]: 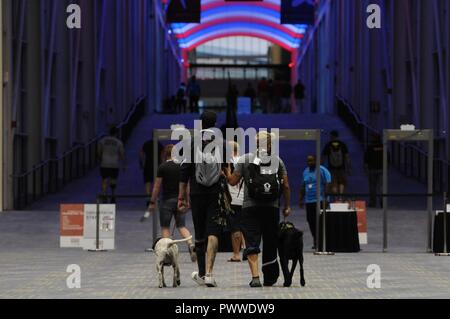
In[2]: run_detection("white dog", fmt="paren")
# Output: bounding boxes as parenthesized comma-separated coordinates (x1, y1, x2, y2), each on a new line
(153, 236, 193, 288)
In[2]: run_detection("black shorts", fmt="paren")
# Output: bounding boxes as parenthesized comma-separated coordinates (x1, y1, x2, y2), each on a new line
(330, 168, 347, 186)
(229, 205, 243, 233)
(159, 198, 186, 228)
(241, 206, 280, 256)
(100, 167, 119, 180)
(190, 194, 222, 241)
(143, 167, 154, 184)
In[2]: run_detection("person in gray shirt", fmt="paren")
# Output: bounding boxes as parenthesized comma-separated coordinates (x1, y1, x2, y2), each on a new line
(98, 127, 126, 203)
(225, 131, 291, 288)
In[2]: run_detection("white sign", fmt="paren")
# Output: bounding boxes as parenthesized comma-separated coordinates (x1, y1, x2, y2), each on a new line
(82, 204, 116, 250)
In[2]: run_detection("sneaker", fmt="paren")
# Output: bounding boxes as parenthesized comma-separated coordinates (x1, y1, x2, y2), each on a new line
(249, 277, 262, 288)
(204, 274, 217, 287)
(188, 245, 197, 262)
(145, 247, 153, 252)
(140, 211, 150, 223)
(191, 272, 205, 286)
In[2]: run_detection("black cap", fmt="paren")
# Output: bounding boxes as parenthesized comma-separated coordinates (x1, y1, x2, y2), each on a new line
(200, 111, 217, 129)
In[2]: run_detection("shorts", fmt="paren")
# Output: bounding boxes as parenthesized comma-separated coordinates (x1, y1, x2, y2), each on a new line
(229, 205, 243, 233)
(143, 167, 154, 184)
(190, 194, 222, 241)
(330, 168, 347, 186)
(100, 167, 119, 180)
(159, 198, 186, 228)
(240, 206, 279, 256)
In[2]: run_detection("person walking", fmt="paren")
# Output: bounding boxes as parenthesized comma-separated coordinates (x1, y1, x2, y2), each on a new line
(175, 82, 187, 113)
(140, 138, 164, 216)
(226, 131, 292, 287)
(178, 111, 224, 287)
(257, 77, 269, 114)
(322, 130, 351, 197)
(226, 83, 239, 129)
(244, 82, 257, 113)
(364, 134, 383, 208)
(299, 155, 332, 249)
(187, 76, 201, 113)
(143, 145, 197, 262)
(226, 141, 245, 263)
(98, 127, 126, 203)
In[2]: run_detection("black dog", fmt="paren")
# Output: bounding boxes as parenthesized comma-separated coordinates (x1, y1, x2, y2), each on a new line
(278, 221, 306, 287)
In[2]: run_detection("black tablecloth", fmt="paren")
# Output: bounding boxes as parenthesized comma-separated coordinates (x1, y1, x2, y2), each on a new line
(433, 212, 450, 253)
(318, 211, 361, 253)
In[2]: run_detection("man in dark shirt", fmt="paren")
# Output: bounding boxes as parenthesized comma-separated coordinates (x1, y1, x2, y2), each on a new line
(364, 134, 384, 207)
(178, 111, 225, 288)
(144, 145, 196, 262)
(322, 130, 351, 197)
(140, 139, 164, 206)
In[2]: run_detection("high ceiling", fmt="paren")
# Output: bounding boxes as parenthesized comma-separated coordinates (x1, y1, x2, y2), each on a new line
(171, 0, 308, 52)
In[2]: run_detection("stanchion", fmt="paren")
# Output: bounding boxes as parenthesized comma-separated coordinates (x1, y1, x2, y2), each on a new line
(435, 192, 450, 256)
(314, 197, 335, 256)
(88, 196, 107, 252)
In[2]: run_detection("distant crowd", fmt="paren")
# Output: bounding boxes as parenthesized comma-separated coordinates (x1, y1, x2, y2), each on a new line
(164, 75, 306, 115)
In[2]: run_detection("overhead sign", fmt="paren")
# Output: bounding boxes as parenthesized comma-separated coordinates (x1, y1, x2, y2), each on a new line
(166, 0, 201, 23)
(281, 0, 316, 25)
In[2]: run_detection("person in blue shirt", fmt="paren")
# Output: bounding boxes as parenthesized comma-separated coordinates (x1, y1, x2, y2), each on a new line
(299, 155, 332, 248)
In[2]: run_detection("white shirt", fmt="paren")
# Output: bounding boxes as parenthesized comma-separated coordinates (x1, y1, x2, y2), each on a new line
(228, 156, 244, 206)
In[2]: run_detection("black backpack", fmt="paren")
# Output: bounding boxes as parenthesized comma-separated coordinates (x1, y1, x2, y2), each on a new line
(246, 162, 282, 202)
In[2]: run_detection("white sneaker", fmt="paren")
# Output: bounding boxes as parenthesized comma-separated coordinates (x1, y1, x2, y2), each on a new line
(191, 272, 205, 286)
(204, 274, 217, 287)
(140, 211, 150, 223)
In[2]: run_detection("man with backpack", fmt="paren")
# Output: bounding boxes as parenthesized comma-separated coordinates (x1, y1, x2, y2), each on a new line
(322, 130, 351, 197)
(178, 111, 225, 287)
(225, 131, 292, 288)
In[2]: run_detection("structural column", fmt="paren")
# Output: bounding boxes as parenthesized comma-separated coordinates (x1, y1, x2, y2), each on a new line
(0, 0, 3, 211)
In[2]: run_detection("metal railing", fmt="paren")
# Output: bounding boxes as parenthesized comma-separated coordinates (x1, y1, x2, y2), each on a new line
(13, 97, 147, 210)
(336, 95, 450, 193)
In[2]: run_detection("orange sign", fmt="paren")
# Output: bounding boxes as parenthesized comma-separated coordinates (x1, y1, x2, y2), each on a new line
(60, 204, 84, 247)
(355, 201, 368, 244)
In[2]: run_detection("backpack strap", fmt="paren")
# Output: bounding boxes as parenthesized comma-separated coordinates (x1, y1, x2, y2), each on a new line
(236, 179, 245, 198)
